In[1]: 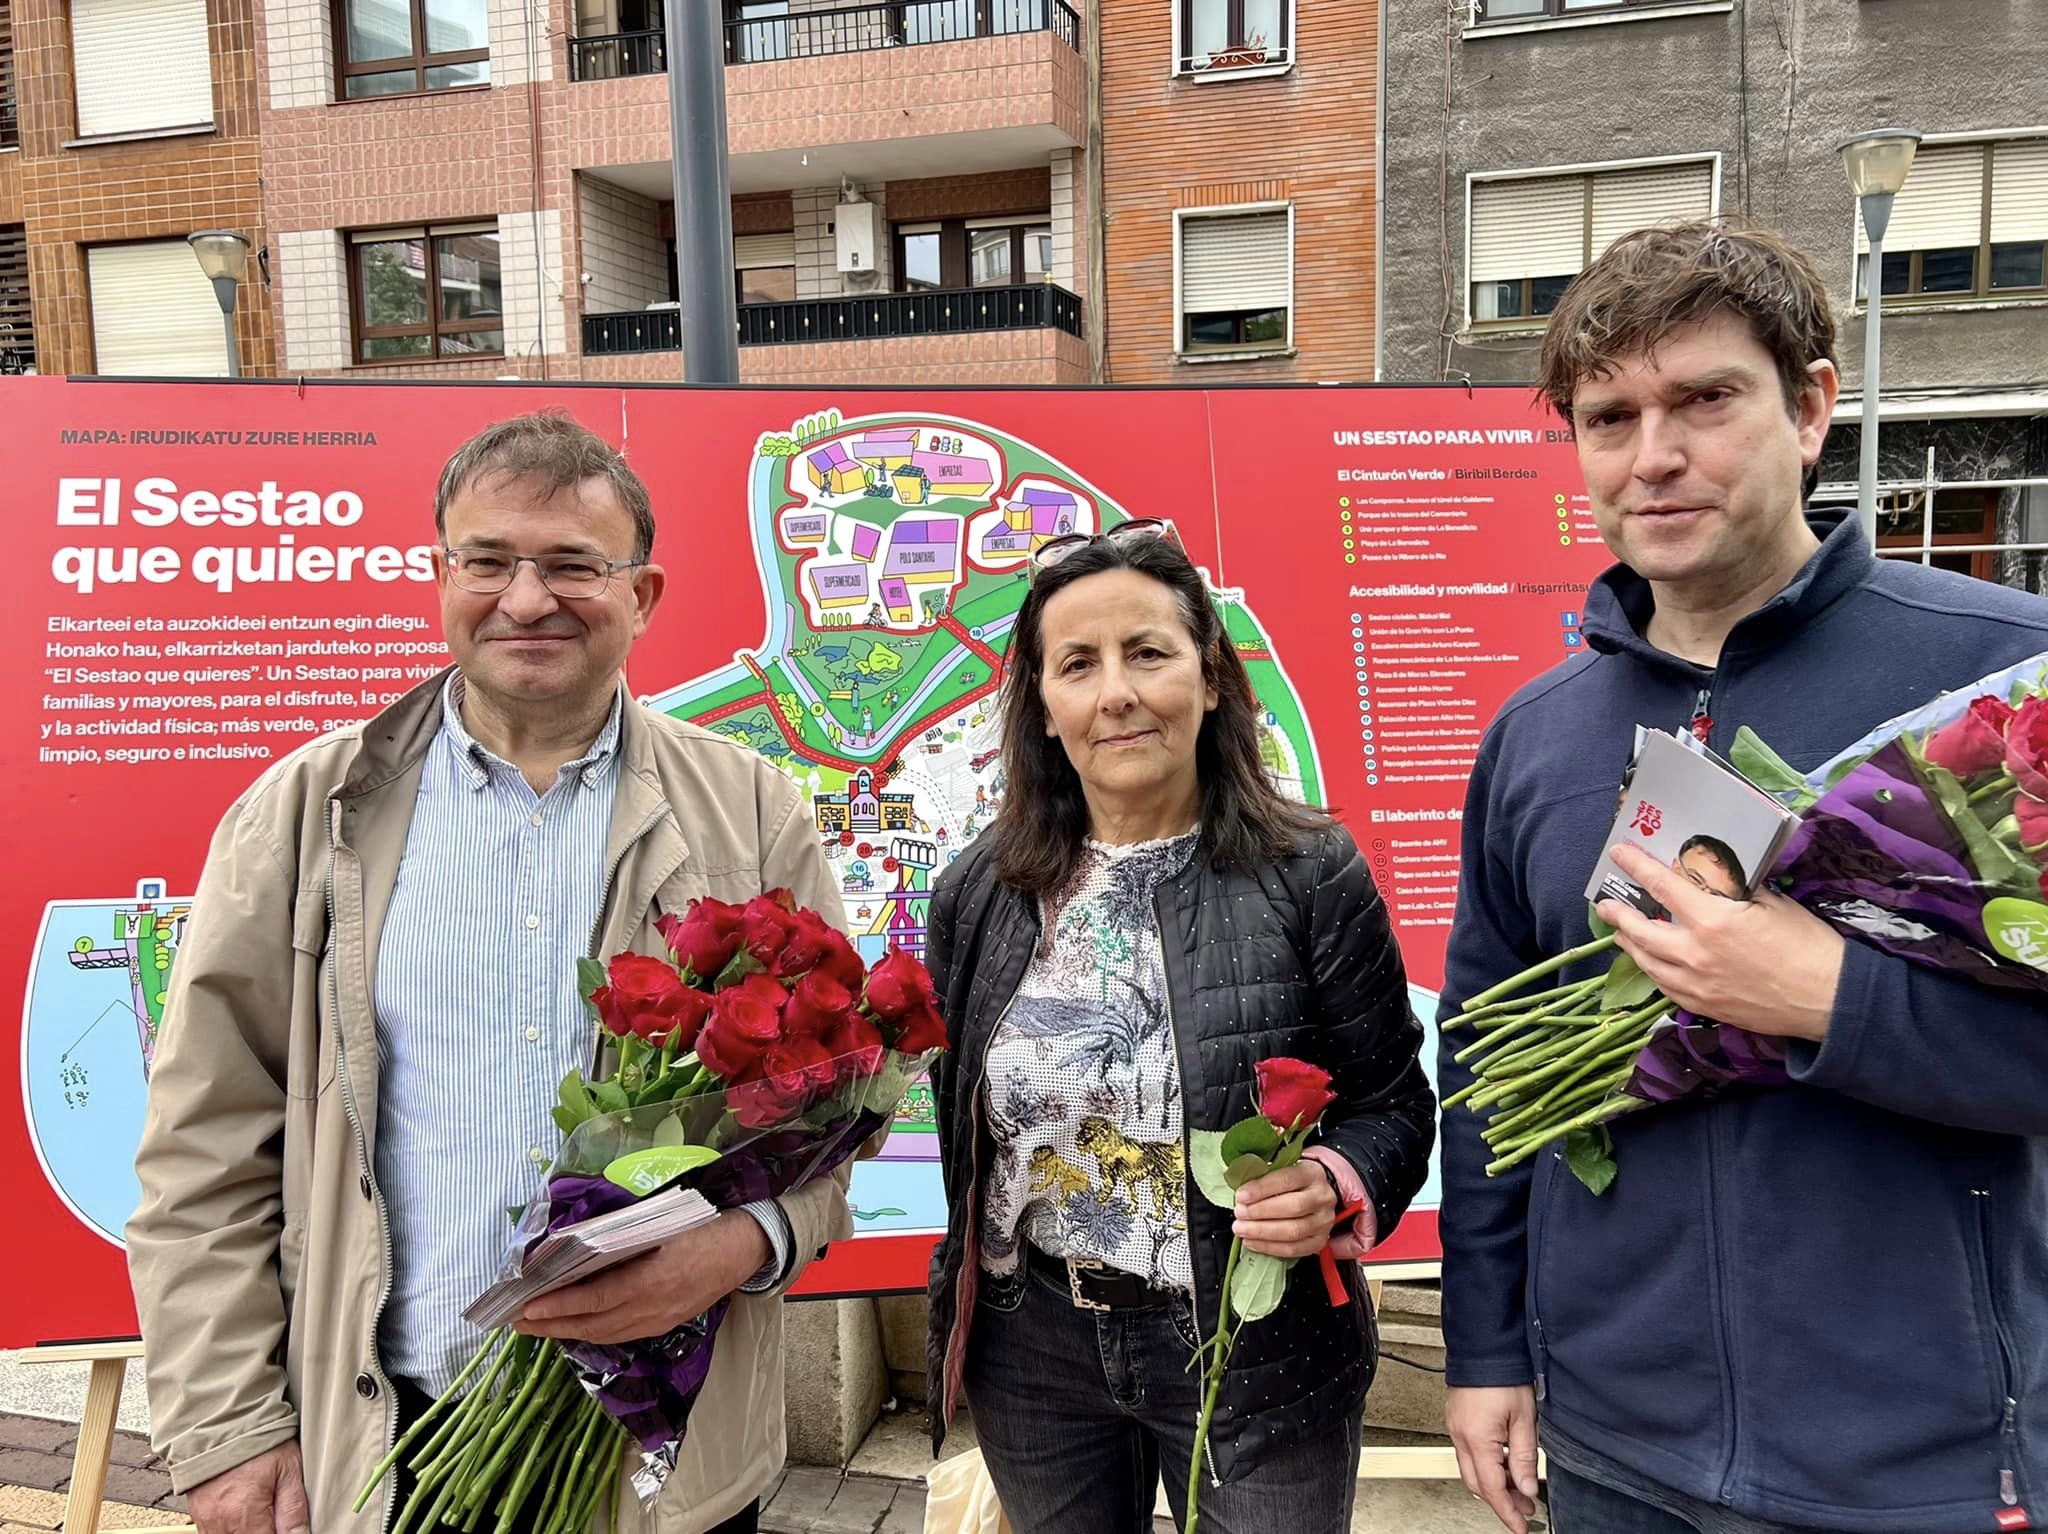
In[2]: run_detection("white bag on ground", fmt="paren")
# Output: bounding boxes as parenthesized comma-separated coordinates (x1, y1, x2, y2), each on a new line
(924, 1447, 1012, 1534)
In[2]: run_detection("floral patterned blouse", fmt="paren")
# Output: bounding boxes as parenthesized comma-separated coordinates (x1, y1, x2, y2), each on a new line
(978, 828, 1201, 1293)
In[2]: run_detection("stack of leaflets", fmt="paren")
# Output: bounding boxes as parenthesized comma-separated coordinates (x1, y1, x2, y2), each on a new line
(1584, 727, 1802, 923)
(463, 1185, 718, 1331)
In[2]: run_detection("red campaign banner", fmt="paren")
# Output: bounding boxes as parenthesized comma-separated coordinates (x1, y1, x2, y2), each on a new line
(1, 376, 1605, 1341)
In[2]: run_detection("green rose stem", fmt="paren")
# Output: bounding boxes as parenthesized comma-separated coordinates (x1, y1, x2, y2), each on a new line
(355, 1329, 511, 1510)
(1460, 935, 1618, 1013)
(1184, 1230, 1247, 1534)
(1969, 771, 2019, 806)
(460, 1345, 569, 1515)
(1451, 976, 1596, 1028)
(1471, 1006, 1666, 1114)
(1487, 1097, 1647, 1176)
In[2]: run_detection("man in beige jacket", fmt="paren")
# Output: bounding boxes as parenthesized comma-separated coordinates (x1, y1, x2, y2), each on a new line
(128, 411, 852, 1534)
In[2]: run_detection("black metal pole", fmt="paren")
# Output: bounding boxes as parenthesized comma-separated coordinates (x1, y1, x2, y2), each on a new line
(666, 0, 739, 382)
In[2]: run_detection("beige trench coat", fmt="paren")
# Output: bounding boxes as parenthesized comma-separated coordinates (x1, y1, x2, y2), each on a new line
(128, 670, 855, 1534)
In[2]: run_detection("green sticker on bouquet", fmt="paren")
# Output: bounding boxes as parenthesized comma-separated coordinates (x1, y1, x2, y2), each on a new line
(602, 1143, 721, 1195)
(1984, 897, 2048, 973)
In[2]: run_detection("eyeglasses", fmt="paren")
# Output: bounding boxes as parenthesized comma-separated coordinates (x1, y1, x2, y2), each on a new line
(443, 547, 643, 599)
(1029, 518, 1177, 575)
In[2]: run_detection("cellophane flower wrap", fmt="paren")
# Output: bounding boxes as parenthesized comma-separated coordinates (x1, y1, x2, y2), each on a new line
(356, 891, 945, 1533)
(1448, 653, 2048, 1194)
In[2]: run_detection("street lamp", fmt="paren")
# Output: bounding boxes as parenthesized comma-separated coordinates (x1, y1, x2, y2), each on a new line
(1839, 129, 1921, 544)
(187, 230, 252, 378)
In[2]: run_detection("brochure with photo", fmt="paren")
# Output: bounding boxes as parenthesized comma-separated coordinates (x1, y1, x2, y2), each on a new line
(1585, 728, 1801, 922)
(464, 1184, 719, 1331)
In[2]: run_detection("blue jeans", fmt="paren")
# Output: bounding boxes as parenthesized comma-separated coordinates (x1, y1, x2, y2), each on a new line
(963, 1259, 1362, 1534)
(1547, 1460, 1833, 1534)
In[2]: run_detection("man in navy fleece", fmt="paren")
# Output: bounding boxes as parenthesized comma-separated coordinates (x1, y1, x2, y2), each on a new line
(1440, 220, 2048, 1534)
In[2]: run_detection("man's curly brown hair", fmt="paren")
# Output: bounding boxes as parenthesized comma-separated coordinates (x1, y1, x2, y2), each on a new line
(1537, 219, 1838, 427)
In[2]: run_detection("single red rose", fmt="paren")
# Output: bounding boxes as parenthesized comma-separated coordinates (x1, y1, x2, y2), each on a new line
(729, 1070, 809, 1131)
(890, 1001, 947, 1055)
(661, 987, 715, 1052)
(656, 897, 747, 982)
(1256, 1057, 1336, 1133)
(1926, 695, 2018, 780)
(783, 970, 858, 1039)
(768, 1034, 839, 1093)
(741, 892, 800, 967)
(823, 1013, 888, 1082)
(2007, 697, 2048, 802)
(863, 948, 939, 1024)
(2015, 792, 2048, 854)
(774, 909, 865, 991)
(696, 977, 786, 1080)
(816, 928, 868, 992)
(593, 953, 697, 1043)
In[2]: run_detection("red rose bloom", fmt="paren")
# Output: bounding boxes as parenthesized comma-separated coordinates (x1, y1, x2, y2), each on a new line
(730, 1037, 837, 1129)
(2007, 697, 2048, 802)
(591, 953, 701, 1044)
(741, 891, 799, 967)
(863, 949, 939, 1023)
(774, 909, 866, 991)
(695, 973, 787, 1080)
(782, 970, 858, 1039)
(1925, 695, 2018, 780)
(823, 1013, 888, 1082)
(2015, 792, 2048, 854)
(655, 897, 746, 982)
(890, 1001, 947, 1055)
(1255, 1057, 1336, 1133)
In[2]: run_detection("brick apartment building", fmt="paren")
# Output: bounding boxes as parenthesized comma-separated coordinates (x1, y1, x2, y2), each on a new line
(0, 0, 1379, 387)
(0, 0, 273, 376)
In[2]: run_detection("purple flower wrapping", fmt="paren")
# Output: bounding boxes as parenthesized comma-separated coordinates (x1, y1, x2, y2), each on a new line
(534, 1104, 893, 1465)
(1617, 740, 2047, 1112)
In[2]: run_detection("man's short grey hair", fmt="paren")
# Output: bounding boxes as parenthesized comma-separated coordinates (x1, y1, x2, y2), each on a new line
(434, 410, 657, 562)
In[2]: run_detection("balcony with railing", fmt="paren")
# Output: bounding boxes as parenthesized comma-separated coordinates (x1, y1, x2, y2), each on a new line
(573, 0, 1080, 82)
(580, 282, 1086, 381)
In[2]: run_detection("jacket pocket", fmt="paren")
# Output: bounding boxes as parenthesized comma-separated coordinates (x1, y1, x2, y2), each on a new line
(288, 890, 335, 1099)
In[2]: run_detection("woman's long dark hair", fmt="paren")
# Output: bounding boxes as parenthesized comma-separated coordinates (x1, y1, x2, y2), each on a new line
(989, 532, 1328, 896)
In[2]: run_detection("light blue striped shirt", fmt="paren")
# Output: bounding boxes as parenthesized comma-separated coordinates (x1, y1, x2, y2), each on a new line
(373, 677, 784, 1392)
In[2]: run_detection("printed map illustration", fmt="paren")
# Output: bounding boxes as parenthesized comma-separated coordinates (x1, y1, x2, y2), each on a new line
(15, 410, 1451, 1259)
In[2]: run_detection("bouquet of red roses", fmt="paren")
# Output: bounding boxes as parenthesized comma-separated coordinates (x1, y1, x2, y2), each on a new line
(357, 890, 944, 1534)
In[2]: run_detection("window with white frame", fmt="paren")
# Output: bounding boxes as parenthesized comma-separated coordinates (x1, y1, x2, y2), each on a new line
(1473, 0, 1712, 24)
(1855, 138, 2048, 302)
(1178, 0, 1290, 73)
(1468, 159, 1715, 325)
(70, 0, 214, 139)
(87, 241, 229, 375)
(1177, 207, 1291, 354)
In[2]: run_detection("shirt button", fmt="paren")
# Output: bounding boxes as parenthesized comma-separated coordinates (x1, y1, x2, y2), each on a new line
(531, 814, 543, 827)
(525, 1026, 540, 1042)
(529, 1146, 547, 1165)
(525, 914, 540, 930)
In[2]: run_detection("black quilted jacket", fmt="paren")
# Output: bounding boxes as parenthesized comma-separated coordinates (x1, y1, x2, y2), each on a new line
(922, 821, 1436, 1483)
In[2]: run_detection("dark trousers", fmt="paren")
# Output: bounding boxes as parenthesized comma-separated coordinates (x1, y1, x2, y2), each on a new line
(962, 1260, 1361, 1534)
(391, 1376, 759, 1534)
(1547, 1461, 1843, 1534)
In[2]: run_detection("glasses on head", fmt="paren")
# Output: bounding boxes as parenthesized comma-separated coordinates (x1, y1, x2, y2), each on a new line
(1028, 518, 1177, 575)
(443, 546, 643, 599)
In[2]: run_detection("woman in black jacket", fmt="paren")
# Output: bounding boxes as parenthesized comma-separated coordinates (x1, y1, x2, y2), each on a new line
(922, 521, 1435, 1533)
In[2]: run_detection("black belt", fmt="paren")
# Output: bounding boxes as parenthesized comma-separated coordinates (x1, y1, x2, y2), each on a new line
(1025, 1242, 1171, 1311)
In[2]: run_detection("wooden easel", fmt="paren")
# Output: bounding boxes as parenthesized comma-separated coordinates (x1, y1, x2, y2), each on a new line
(18, 1339, 183, 1533)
